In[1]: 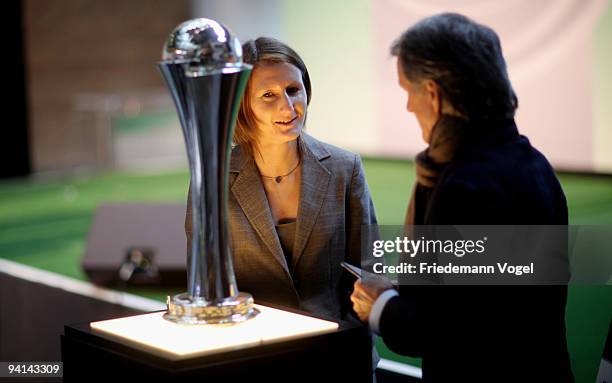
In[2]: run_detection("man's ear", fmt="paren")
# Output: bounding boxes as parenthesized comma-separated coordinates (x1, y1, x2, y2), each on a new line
(423, 79, 440, 115)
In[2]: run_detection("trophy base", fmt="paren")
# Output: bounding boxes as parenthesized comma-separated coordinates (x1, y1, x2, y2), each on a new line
(163, 292, 259, 325)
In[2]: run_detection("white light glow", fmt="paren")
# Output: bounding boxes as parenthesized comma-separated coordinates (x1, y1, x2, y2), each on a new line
(90, 305, 338, 360)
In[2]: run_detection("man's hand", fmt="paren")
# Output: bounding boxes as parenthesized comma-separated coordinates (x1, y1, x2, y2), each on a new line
(350, 275, 394, 322)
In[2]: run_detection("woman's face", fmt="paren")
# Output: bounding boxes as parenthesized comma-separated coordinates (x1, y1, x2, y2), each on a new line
(248, 62, 307, 146)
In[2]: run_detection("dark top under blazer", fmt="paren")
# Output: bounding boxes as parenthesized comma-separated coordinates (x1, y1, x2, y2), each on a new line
(186, 133, 377, 320)
(378, 119, 574, 382)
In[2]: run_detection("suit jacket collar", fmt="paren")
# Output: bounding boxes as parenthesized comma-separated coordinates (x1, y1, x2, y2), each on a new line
(292, 135, 331, 268)
(230, 134, 331, 281)
(231, 157, 291, 281)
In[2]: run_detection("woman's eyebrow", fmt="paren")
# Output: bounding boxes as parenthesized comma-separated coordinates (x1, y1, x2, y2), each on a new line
(253, 81, 282, 90)
(255, 82, 300, 91)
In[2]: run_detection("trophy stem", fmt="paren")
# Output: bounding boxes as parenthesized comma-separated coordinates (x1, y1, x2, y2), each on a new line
(159, 60, 257, 325)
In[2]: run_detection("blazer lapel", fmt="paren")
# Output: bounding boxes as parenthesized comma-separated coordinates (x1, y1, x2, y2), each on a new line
(230, 153, 293, 282)
(293, 135, 331, 268)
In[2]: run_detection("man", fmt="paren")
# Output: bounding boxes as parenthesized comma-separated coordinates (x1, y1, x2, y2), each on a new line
(351, 13, 574, 382)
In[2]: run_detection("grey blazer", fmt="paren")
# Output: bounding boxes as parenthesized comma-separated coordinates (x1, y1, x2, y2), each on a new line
(186, 133, 377, 320)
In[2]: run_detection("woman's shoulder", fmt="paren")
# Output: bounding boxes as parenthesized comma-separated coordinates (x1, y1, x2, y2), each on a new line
(301, 133, 359, 167)
(229, 145, 249, 172)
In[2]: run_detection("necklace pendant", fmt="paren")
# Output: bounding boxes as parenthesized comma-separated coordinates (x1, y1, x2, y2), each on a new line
(275, 176, 282, 183)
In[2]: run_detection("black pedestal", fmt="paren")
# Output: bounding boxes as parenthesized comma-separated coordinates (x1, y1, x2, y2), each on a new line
(61, 309, 373, 382)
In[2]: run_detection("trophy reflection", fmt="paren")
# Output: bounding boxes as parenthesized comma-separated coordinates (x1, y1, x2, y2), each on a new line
(158, 18, 257, 324)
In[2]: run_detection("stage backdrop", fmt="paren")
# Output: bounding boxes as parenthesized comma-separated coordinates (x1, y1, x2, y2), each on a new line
(190, 0, 612, 173)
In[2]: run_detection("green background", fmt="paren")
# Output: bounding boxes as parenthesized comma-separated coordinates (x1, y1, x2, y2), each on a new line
(0, 159, 611, 382)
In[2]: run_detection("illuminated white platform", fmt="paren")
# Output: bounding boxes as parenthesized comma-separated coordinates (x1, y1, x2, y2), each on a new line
(90, 304, 338, 361)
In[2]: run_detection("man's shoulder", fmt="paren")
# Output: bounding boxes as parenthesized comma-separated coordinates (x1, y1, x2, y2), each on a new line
(433, 135, 566, 223)
(444, 135, 556, 189)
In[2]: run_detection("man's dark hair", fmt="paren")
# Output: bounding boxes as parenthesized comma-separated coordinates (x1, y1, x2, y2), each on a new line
(391, 13, 518, 120)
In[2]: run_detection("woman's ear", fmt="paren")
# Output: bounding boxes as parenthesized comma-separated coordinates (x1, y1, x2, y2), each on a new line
(423, 79, 441, 115)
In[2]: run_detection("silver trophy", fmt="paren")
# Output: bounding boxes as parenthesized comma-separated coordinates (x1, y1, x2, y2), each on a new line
(158, 19, 258, 324)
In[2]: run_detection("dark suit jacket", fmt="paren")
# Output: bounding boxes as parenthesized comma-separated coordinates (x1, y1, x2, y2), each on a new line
(379, 118, 574, 382)
(186, 133, 377, 320)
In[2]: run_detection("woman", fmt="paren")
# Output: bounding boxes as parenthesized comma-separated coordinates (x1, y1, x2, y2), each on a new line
(186, 37, 377, 321)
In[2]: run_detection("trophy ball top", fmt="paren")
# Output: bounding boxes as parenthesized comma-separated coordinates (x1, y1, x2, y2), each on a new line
(162, 18, 243, 68)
